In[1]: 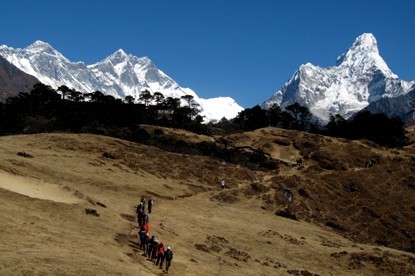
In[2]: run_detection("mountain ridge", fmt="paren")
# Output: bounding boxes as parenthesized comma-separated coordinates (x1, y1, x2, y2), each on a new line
(364, 86, 415, 123)
(0, 41, 243, 122)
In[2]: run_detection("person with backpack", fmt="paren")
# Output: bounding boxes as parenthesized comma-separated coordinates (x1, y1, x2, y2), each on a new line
(147, 235, 156, 260)
(139, 228, 148, 250)
(141, 211, 149, 225)
(155, 241, 165, 268)
(141, 221, 150, 234)
(148, 198, 153, 213)
(164, 246, 173, 272)
(140, 196, 146, 212)
(151, 237, 158, 262)
(136, 204, 143, 228)
(142, 233, 150, 256)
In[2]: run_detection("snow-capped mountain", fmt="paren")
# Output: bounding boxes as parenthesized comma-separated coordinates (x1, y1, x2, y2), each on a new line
(262, 33, 414, 122)
(0, 41, 243, 122)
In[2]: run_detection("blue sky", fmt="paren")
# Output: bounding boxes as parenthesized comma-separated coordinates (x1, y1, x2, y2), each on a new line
(0, 0, 414, 108)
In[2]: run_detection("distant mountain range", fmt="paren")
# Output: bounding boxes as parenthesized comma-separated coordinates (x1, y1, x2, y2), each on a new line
(0, 56, 39, 102)
(1, 34, 414, 124)
(262, 33, 415, 122)
(0, 41, 243, 122)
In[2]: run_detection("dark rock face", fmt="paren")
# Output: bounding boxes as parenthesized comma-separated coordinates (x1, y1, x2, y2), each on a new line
(0, 56, 39, 102)
(363, 87, 415, 123)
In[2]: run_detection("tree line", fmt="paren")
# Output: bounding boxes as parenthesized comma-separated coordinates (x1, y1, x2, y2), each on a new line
(220, 103, 408, 147)
(0, 83, 408, 147)
(0, 83, 206, 137)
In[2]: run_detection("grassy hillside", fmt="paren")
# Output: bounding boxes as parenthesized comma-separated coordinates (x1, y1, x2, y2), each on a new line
(0, 129, 414, 275)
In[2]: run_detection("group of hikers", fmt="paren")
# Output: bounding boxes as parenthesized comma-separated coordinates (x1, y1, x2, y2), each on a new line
(136, 196, 174, 273)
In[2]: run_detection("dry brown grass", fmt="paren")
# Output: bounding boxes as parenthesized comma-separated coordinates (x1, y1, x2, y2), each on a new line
(0, 130, 414, 275)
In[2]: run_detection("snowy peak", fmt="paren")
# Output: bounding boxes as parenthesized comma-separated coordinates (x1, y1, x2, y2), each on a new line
(263, 33, 414, 122)
(26, 40, 53, 51)
(24, 40, 67, 60)
(114, 48, 128, 56)
(199, 97, 244, 122)
(107, 49, 129, 63)
(336, 33, 378, 65)
(93, 50, 151, 70)
(350, 33, 379, 54)
(335, 33, 394, 77)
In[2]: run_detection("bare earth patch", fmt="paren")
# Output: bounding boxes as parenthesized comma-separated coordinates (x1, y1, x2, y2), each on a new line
(0, 171, 82, 204)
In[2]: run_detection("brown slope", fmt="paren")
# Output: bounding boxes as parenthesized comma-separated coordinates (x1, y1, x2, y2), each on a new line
(222, 127, 415, 253)
(0, 132, 414, 275)
(0, 56, 39, 102)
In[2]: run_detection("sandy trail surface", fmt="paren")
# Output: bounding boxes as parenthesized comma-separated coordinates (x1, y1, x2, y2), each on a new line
(0, 171, 82, 204)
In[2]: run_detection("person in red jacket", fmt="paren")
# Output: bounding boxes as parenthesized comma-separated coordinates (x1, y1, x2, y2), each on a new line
(155, 241, 165, 268)
(141, 222, 150, 233)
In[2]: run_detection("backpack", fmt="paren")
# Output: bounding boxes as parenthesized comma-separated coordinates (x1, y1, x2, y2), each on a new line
(165, 249, 173, 260)
(140, 229, 147, 240)
(136, 205, 142, 214)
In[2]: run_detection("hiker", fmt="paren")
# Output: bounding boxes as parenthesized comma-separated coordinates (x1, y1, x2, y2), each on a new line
(143, 233, 150, 256)
(136, 204, 143, 228)
(141, 221, 150, 233)
(164, 246, 173, 272)
(366, 159, 373, 168)
(296, 157, 303, 167)
(148, 198, 153, 213)
(147, 235, 156, 259)
(139, 228, 148, 250)
(156, 241, 165, 268)
(139, 211, 149, 227)
(220, 180, 225, 189)
(140, 196, 146, 212)
(142, 211, 149, 225)
(151, 237, 158, 261)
